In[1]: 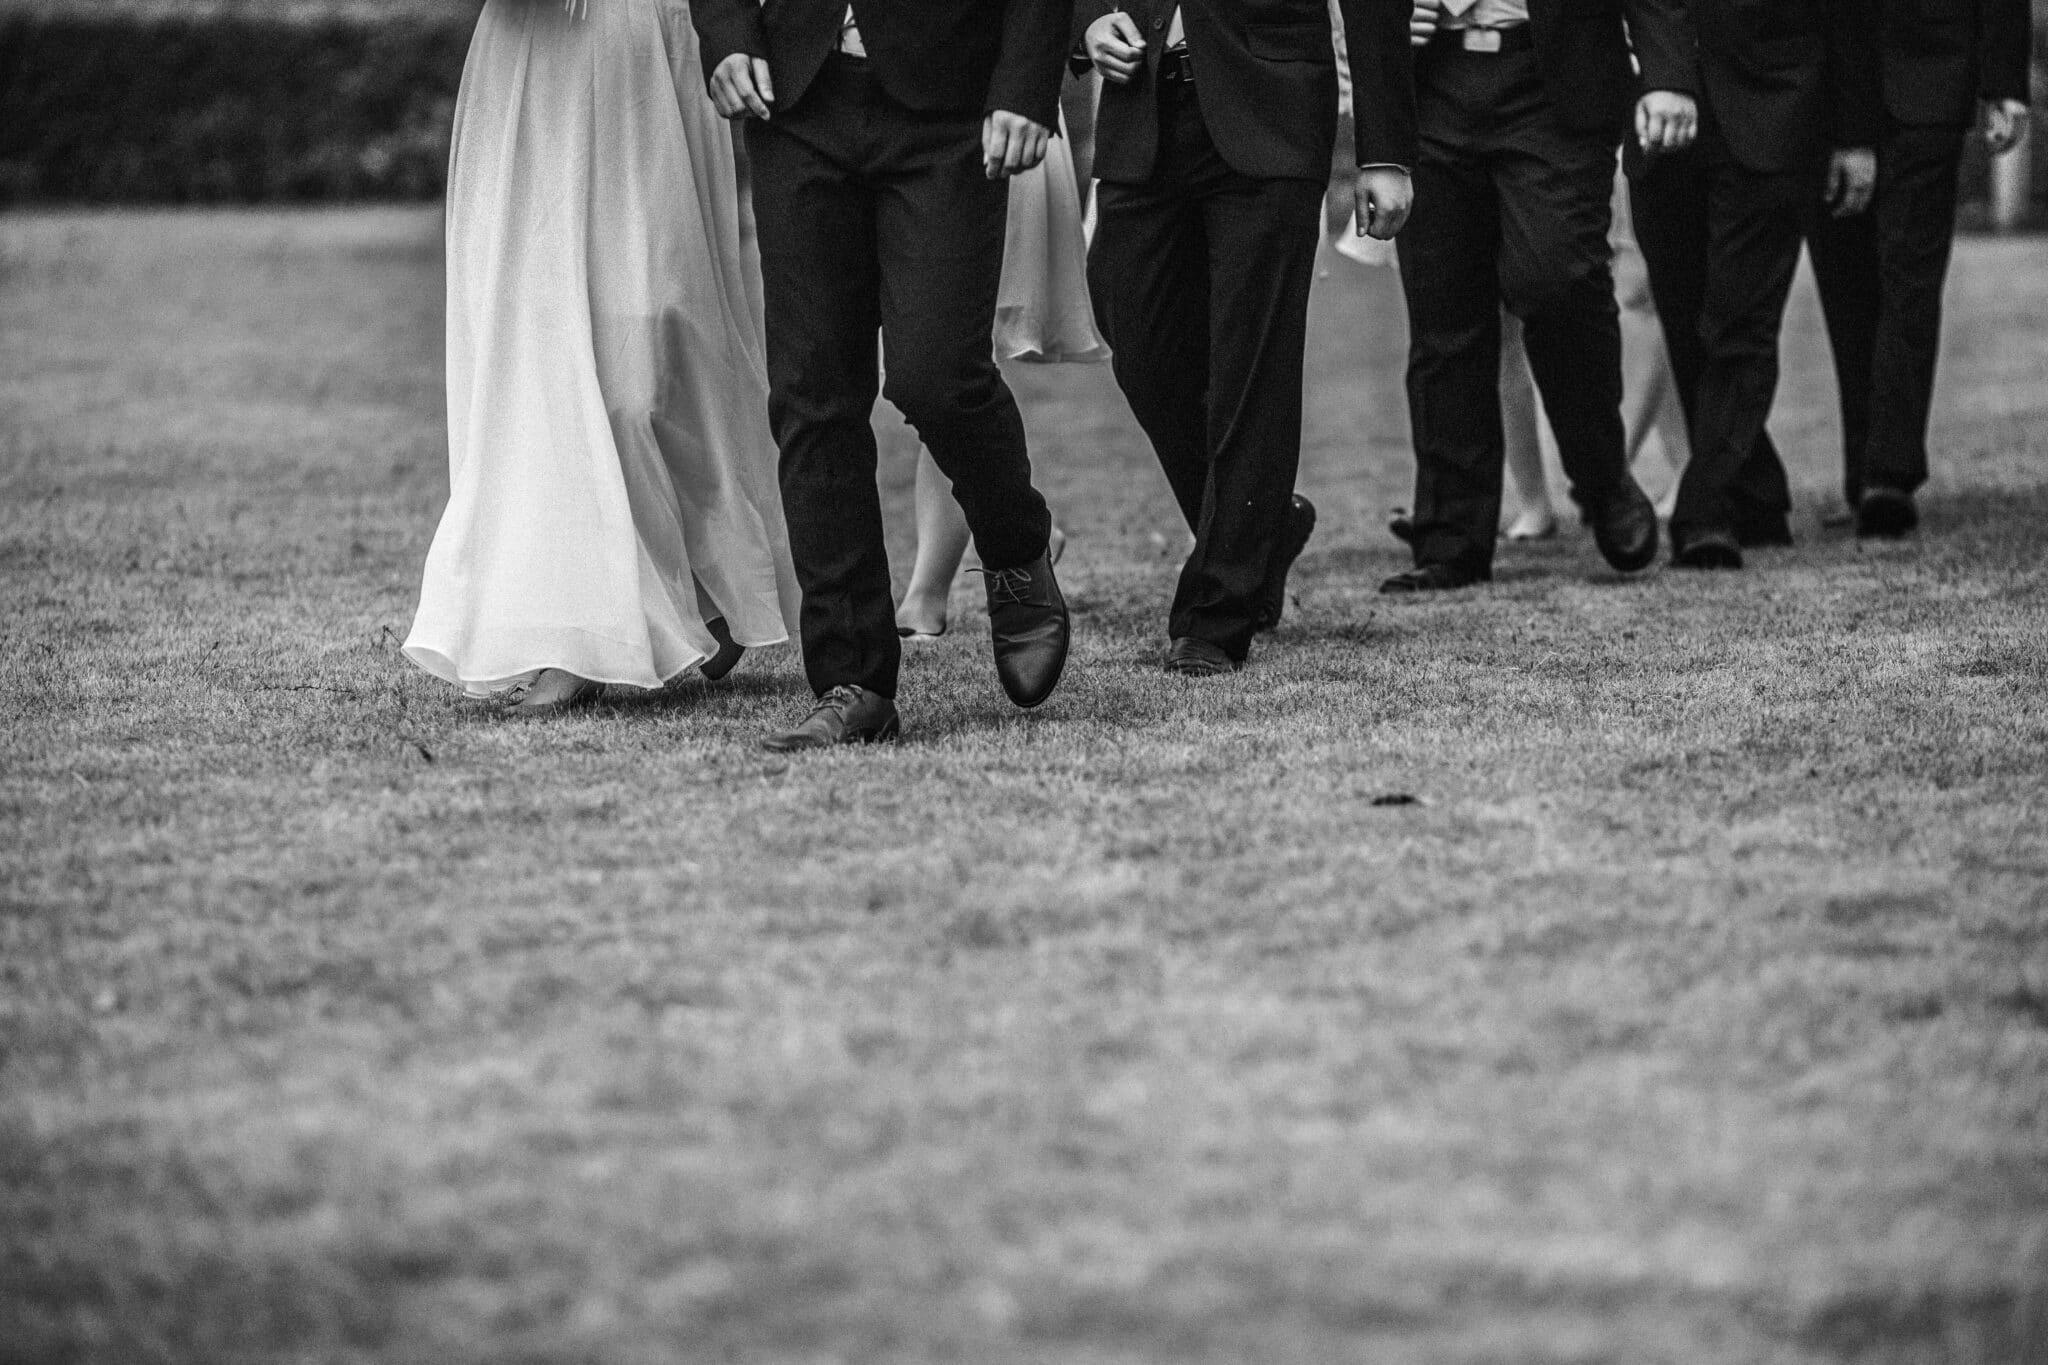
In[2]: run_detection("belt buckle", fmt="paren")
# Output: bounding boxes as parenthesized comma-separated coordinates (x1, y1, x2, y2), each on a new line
(1460, 27, 1503, 52)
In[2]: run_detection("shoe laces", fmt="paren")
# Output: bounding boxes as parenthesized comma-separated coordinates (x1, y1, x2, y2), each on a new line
(974, 565, 1035, 606)
(810, 685, 865, 721)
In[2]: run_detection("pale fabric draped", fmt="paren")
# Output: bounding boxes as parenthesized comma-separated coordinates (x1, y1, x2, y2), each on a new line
(406, 0, 798, 695)
(992, 114, 1111, 365)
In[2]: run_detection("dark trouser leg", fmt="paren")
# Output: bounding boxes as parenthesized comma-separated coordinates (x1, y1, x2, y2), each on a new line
(1488, 59, 1630, 515)
(1805, 201, 1879, 506)
(1396, 50, 1505, 574)
(1174, 173, 1323, 656)
(1648, 135, 1804, 537)
(1633, 137, 1794, 532)
(1090, 161, 1211, 532)
(1861, 123, 1966, 496)
(873, 97, 1050, 574)
(744, 81, 894, 699)
(1809, 120, 1966, 501)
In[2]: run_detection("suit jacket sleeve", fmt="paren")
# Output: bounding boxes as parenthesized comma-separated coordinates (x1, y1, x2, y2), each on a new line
(989, 0, 1075, 127)
(689, 0, 770, 84)
(1977, 0, 2032, 106)
(1338, 0, 1418, 168)
(1620, 0, 1698, 96)
(1824, 0, 1881, 147)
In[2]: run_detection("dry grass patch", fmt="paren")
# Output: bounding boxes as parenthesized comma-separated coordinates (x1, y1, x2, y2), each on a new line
(3, 209, 2046, 1364)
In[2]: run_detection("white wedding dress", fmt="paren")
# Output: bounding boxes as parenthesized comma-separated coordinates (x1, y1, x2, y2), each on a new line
(406, 0, 797, 696)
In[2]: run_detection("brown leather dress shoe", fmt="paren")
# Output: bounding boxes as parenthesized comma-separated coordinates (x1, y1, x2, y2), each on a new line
(760, 685, 900, 752)
(1164, 637, 1239, 676)
(981, 548, 1069, 709)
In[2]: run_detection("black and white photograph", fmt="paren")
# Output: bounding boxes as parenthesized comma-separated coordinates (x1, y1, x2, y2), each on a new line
(2, 0, 2045, 1358)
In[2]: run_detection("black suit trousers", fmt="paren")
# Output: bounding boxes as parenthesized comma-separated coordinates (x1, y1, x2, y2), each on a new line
(1396, 44, 1630, 574)
(1806, 120, 1968, 503)
(1629, 124, 1802, 538)
(745, 56, 1051, 699)
(1088, 79, 1324, 658)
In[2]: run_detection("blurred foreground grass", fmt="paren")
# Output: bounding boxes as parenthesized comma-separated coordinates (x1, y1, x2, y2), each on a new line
(2, 208, 2046, 1363)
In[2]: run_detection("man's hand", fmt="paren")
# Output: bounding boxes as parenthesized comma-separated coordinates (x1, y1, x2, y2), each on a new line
(1410, 0, 1440, 47)
(1635, 90, 1697, 154)
(983, 111, 1051, 180)
(708, 52, 774, 120)
(1086, 11, 1146, 84)
(1355, 167, 1414, 240)
(1983, 98, 2030, 155)
(1825, 146, 1876, 218)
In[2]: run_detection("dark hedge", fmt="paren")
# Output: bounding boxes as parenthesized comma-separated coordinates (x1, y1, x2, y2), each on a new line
(0, 14, 472, 203)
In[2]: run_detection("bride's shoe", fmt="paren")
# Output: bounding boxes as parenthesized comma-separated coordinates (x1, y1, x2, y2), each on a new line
(700, 616, 745, 681)
(496, 668, 602, 716)
(1503, 507, 1558, 541)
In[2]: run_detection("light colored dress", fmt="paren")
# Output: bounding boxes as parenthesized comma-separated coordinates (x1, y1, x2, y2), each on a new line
(405, 0, 798, 696)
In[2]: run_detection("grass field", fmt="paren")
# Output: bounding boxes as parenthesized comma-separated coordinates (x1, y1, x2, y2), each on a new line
(2, 207, 2046, 1364)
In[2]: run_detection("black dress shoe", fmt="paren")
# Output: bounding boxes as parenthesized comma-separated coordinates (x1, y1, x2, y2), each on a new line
(981, 548, 1069, 709)
(1583, 480, 1659, 572)
(1164, 637, 1239, 676)
(1671, 527, 1744, 570)
(1254, 494, 1316, 631)
(699, 615, 745, 681)
(1388, 509, 1418, 545)
(1731, 512, 1794, 548)
(761, 684, 900, 752)
(1379, 562, 1488, 594)
(1856, 487, 1918, 538)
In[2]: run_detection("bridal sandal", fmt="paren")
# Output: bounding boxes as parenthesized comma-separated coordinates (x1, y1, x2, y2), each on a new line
(496, 669, 602, 716)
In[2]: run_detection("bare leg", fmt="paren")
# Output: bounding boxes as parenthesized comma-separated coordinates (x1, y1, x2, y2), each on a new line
(1613, 237, 1690, 516)
(895, 445, 973, 637)
(1499, 311, 1557, 539)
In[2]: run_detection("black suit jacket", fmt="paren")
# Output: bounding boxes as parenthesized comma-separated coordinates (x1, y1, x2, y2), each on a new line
(691, 0, 1072, 130)
(1872, 0, 2031, 127)
(1690, 0, 1880, 173)
(1522, 0, 1697, 136)
(1079, 0, 1418, 183)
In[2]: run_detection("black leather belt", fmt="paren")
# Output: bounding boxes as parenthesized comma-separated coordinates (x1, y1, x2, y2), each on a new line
(1430, 23, 1534, 53)
(1159, 45, 1194, 84)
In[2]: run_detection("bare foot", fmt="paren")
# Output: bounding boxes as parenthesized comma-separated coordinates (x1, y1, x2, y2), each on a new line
(496, 668, 601, 715)
(1503, 507, 1558, 541)
(894, 591, 949, 640)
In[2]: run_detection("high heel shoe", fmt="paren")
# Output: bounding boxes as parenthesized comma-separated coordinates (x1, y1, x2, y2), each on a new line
(699, 616, 745, 681)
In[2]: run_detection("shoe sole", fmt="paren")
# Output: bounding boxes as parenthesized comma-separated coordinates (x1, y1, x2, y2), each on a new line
(760, 714, 902, 752)
(1672, 546, 1743, 570)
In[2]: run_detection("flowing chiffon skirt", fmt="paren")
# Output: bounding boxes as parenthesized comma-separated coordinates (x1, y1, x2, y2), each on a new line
(405, 0, 797, 695)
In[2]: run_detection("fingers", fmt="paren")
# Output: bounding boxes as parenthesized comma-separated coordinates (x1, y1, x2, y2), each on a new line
(1410, 0, 1438, 45)
(1355, 171, 1414, 241)
(709, 54, 772, 120)
(982, 116, 1004, 179)
(1837, 171, 1873, 218)
(984, 115, 1050, 179)
(1089, 12, 1146, 83)
(1824, 156, 1847, 210)
(1635, 94, 1696, 154)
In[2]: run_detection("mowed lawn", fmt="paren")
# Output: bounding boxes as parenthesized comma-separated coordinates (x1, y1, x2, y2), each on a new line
(2, 207, 2045, 1365)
